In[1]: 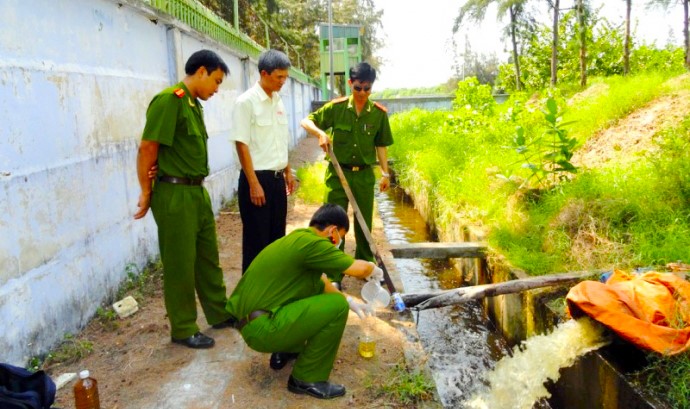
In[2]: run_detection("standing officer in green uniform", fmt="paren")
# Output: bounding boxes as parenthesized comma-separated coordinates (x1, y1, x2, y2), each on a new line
(134, 49, 236, 349)
(300, 62, 393, 269)
(226, 204, 384, 399)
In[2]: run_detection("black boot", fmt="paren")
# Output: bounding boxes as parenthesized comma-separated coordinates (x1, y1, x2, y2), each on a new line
(287, 375, 345, 399)
(270, 352, 299, 370)
(171, 332, 215, 349)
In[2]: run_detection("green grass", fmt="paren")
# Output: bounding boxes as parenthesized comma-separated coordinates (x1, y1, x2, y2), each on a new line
(295, 161, 327, 204)
(39, 334, 94, 370)
(116, 261, 163, 301)
(635, 352, 690, 408)
(564, 73, 680, 144)
(365, 362, 436, 407)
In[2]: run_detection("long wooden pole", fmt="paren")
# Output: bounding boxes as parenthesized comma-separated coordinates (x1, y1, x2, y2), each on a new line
(326, 144, 398, 294)
(403, 270, 599, 310)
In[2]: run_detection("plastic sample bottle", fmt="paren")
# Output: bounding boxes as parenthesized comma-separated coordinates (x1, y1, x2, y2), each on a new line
(358, 316, 376, 358)
(392, 292, 406, 312)
(73, 369, 101, 409)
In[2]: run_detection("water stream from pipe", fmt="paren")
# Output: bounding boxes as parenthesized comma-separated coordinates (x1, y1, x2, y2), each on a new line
(466, 317, 611, 409)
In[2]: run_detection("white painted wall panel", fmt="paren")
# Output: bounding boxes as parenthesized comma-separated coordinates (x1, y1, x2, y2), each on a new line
(0, 0, 318, 365)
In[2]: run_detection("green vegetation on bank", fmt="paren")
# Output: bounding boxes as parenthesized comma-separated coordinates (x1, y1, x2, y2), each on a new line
(389, 72, 690, 275)
(365, 361, 436, 407)
(635, 352, 690, 409)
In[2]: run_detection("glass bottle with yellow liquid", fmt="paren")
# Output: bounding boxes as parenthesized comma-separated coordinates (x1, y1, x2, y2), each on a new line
(358, 316, 376, 358)
(359, 334, 376, 358)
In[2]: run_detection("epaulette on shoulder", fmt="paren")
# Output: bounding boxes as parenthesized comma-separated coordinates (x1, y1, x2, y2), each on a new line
(373, 101, 388, 113)
(173, 88, 185, 98)
(331, 96, 348, 104)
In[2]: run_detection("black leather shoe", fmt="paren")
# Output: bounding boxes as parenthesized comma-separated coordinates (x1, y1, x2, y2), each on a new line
(270, 352, 299, 370)
(211, 316, 238, 329)
(171, 332, 215, 349)
(287, 375, 345, 399)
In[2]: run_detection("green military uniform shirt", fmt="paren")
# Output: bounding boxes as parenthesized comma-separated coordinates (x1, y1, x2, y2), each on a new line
(143, 82, 209, 178)
(226, 228, 354, 320)
(144, 81, 231, 339)
(307, 96, 394, 165)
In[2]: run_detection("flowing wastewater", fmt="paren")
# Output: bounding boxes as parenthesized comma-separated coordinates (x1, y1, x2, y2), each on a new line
(376, 187, 611, 408)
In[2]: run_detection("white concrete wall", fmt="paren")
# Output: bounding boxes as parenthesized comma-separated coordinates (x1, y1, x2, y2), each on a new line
(0, 0, 317, 365)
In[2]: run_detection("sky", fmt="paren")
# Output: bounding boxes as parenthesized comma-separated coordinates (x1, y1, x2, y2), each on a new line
(372, 0, 685, 90)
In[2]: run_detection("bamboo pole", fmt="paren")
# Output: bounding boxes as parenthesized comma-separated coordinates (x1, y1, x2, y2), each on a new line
(326, 144, 398, 294)
(403, 270, 600, 310)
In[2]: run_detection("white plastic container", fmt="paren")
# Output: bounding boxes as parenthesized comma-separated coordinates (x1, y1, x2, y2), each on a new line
(361, 280, 391, 308)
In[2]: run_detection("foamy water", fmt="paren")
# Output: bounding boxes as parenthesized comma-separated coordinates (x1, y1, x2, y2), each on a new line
(466, 317, 611, 409)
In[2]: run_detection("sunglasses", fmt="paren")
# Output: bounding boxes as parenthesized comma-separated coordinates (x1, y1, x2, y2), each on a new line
(353, 85, 371, 92)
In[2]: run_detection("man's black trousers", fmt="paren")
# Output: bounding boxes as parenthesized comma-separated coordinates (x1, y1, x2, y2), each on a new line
(238, 170, 287, 273)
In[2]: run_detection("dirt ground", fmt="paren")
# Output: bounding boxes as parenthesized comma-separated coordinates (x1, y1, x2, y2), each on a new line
(46, 138, 432, 409)
(571, 74, 690, 168)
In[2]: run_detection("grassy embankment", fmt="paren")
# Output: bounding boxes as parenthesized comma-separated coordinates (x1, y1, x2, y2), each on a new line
(389, 73, 690, 275)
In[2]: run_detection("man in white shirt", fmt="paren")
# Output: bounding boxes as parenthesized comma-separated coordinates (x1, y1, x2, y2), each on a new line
(231, 49, 295, 273)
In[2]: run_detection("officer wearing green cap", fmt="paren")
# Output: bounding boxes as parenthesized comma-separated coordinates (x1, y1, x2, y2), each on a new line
(300, 62, 393, 270)
(226, 203, 384, 399)
(134, 49, 236, 349)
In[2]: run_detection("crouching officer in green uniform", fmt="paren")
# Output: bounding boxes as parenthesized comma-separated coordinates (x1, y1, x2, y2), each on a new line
(301, 62, 393, 272)
(225, 203, 384, 399)
(134, 49, 236, 349)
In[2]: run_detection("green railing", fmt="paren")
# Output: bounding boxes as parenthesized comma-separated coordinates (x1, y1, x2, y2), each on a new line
(146, 0, 313, 84)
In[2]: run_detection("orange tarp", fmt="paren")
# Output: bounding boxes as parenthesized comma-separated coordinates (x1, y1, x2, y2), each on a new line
(566, 269, 690, 355)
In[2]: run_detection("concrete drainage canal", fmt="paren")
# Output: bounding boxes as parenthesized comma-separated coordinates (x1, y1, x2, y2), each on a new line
(376, 187, 659, 409)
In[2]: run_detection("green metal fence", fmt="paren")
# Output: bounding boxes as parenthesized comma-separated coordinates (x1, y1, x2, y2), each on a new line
(145, 0, 313, 84)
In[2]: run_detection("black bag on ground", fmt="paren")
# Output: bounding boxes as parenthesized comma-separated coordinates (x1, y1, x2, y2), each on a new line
(0, 363, 56, 409)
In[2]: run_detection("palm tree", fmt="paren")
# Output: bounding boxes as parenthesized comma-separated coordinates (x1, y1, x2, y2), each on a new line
(547, 0, 561, 86)
(624, 0, 632, 75)
(576, 0, 590, 87)
(454, 0, 531, 91)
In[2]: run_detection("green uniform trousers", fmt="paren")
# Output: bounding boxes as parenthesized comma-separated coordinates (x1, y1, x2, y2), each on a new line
(151, 182, 230, 339)
(240, 293, 349, 382)
(325, 164, 375, 263)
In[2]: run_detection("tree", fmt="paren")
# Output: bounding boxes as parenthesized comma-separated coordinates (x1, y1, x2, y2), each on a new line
(197, 0, 385, 78)
(495, 7, 634, 90)
(624, 0, 632, 75)
(648, 0, 690, 70)
(454, 39, 501, 85)
(453, 0, 532, 91)
(547, 0, 561, 86)
(575, 0, 591, 87)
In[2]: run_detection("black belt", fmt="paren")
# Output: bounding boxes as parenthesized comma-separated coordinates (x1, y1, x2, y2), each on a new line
(158, 176, 204, 186)
(339, 163, 370, 171)
(256, 169, 285, 179)
(237, 310, 270, 331)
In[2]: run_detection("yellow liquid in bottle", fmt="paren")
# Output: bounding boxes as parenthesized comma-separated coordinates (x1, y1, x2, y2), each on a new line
(358, 339, 376, 358)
